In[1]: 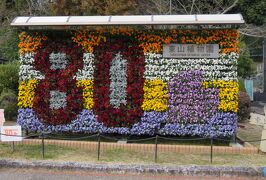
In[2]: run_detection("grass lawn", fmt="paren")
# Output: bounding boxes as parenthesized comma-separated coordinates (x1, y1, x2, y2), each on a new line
(1, 121, 265, 166)
(0, 142, 266, 166)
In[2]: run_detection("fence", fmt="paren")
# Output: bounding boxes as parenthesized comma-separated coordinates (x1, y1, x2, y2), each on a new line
(0, 132, 264, 164)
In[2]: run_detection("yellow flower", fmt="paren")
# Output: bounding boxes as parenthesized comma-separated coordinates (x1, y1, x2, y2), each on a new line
(142, 79, 168, 111)
(203, 80, 239, 112)
(18, 80, 38, 108)
(76, 80, 94, 109)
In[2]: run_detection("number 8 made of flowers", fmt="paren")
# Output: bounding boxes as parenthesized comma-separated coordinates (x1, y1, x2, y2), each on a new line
(93, 39, 145, 127)
(33, 40, 84, 125)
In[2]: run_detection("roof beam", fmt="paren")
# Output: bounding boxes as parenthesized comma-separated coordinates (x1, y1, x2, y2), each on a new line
(11, 14, 245, 27)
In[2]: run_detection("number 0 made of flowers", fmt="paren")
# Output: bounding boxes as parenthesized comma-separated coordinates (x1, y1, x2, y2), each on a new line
(94, 39, 145, 127)
(33, 41, 84, 125)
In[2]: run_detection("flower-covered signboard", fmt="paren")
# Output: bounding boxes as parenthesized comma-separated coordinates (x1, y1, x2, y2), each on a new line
(17, 29, 239, 137)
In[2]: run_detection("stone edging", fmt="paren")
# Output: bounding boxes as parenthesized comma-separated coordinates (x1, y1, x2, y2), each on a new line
(0, 159, 263, 178)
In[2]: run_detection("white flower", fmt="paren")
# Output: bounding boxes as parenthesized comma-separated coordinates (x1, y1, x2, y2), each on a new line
(49, 52, 68, 70)
(144, 52, 238, 81)
(49, 90, 67, 110)
(109, 52, 128, 108)
(19, 53, 44, 81)
(19, 53, 35, 64)
(74, 53, 95, 80)
(19, 65, 44, 81)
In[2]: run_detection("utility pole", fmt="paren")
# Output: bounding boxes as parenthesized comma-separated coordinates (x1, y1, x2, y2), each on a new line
(169, 0, 172, 15)
(263, 38, 266, 93)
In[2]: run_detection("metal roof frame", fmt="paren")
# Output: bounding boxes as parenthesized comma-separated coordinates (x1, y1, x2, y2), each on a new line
(11, 14, 245, 26)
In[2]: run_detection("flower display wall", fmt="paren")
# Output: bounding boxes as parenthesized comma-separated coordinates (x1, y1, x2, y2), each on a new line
(17, 29, 239, 137)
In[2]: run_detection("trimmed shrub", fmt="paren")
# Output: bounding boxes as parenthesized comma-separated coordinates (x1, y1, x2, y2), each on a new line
(238, 91, 251, 122)
(0, 62, 19, 94)
(0, 90, 18, 121)
(4, 103, 18, 121)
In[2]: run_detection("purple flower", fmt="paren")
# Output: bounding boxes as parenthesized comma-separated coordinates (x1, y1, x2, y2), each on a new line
(18, 109, 237, 137)
(168, 70, 219, 124)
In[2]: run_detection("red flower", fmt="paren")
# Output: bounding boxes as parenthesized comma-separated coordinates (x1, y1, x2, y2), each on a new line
(93, 39, 145, 127)
(33, 40, 84, 125)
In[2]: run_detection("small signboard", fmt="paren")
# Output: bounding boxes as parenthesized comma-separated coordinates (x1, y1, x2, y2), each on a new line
(1, 126, 22, 142)
(0, 109, 5, 127)
(245, 79, 254, 101)
(163, 44, 219, 58)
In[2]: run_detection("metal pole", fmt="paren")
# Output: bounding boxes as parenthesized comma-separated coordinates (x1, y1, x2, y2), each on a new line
(169, 0, 172, 15)
(97, 133, 101, 160)
(263, 38, 266, 92)
(12, 141, 15, 153)
(155, 135, 158, 163)
(210, 138, 213, 164)
(41, 133, 45, 159)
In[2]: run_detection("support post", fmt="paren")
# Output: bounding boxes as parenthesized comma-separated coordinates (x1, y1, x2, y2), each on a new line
(154, 135, 158, 163)
(97, 133, 101, 160)
(210, 138, 213, 164)
(263, 38, 266, 93)
(11, 141, 15, 153)
(41, 133, 45, 159)
(259, 106, 266, 152)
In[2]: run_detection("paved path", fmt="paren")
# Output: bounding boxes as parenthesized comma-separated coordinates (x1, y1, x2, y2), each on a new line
(0, 168, 265, 180)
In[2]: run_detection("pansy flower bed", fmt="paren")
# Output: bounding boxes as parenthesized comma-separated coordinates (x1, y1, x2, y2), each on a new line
(17, 29, 239, 137)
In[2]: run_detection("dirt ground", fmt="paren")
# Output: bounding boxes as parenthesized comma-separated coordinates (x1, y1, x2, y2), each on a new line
(237, 122, 264, 148)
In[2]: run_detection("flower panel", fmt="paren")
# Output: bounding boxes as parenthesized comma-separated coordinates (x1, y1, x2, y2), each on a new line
(141, 79, 168, 111)
(17, 29, 240, 137)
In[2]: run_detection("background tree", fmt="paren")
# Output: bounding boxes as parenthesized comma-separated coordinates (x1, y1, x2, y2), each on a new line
(237, 42, 256, 78)
(48, 0, 138, 16)
(0, 62, 19, 121)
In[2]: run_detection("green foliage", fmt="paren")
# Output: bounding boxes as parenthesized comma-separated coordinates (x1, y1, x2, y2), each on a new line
(3, 103, 18, 121)
(0, 28, 19, 62)
(0, 62, 19, 121)
(0, 89, 18, 121)
(0, 90, 17, 107)
(238, 78, 246, 92)
(0, 62, 19, 93)
(239, 0, 266, 26)
(237, 41, 256, 78)
(238, 91, 251, 122)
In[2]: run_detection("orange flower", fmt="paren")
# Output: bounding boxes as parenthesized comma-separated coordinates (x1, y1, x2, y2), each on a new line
(18, 32, 47, 54)
(71, 28, 240, 54)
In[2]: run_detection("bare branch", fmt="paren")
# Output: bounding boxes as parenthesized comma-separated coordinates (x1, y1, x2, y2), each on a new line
(25, 0, 33, 15)
(190, 0, 195, 14)
(193, 3, 201, 14)
(221, 0, 238, 14)
(239, 31, 265, 38)
(176, 0, 188, 14)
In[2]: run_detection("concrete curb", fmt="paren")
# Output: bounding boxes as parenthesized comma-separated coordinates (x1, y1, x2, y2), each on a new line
(0, 159, 263, 178)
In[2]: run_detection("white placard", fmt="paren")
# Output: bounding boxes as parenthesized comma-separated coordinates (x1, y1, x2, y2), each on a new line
(0, 109, 5, 127)
(163, 44, 219, 58)
(1, 126, 22, 142)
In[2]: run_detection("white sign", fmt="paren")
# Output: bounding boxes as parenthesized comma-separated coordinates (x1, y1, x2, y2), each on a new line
(0, 109, 5, 127)
(163, 44, 219, 58)
(1, 126, 22, 142)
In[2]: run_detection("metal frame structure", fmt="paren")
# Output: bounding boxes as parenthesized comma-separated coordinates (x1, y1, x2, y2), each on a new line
(11, 14, 244, 26)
